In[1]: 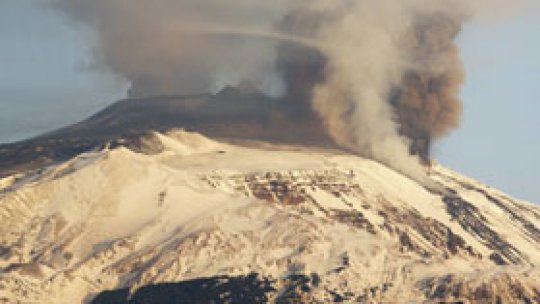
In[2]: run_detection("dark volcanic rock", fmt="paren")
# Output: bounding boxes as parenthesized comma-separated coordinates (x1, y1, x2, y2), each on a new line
(443, 194, 523, 264)
(91, 273, 276, 304)
(420, 272, 540, 303)
(0, 92, 334, 178)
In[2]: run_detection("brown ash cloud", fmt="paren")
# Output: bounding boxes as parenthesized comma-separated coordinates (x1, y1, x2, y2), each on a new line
(49, 0, 532, 180)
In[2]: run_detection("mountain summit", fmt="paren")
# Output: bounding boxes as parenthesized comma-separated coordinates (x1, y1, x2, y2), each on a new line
(0, 130, 538, 303)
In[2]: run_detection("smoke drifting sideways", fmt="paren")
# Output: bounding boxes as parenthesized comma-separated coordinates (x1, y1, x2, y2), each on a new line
(48, 0, 507, 181)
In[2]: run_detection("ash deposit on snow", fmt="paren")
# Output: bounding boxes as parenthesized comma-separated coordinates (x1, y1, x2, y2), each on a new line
(0, 130, 539, 303)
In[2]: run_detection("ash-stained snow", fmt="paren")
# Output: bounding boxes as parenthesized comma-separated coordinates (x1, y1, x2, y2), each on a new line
(0, 130, 538, 303)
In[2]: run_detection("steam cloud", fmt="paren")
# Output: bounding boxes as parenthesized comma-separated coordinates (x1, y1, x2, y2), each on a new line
(49, 0, 532, 180)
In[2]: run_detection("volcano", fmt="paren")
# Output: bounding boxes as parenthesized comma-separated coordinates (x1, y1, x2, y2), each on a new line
(0, 95, 538, 303)
(0, 89, 334, 179)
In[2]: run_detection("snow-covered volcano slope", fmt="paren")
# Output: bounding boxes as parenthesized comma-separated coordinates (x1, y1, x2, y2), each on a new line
(0, 130, 538, 303)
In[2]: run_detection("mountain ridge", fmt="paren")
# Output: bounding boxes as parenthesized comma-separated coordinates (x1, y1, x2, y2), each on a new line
(0, 130, 538, 303)
(0, 91, 332, 179)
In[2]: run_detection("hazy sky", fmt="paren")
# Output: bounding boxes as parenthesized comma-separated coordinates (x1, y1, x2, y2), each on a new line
(0, 1, 538, 203)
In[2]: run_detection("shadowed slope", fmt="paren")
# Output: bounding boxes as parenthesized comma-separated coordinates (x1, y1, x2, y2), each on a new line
(0, 88, 333, 177)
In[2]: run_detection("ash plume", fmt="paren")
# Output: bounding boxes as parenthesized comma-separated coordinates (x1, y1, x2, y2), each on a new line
(391, 12, 465, 163)
(49, 0, 527, 180)
(50, 0, 298, 97)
